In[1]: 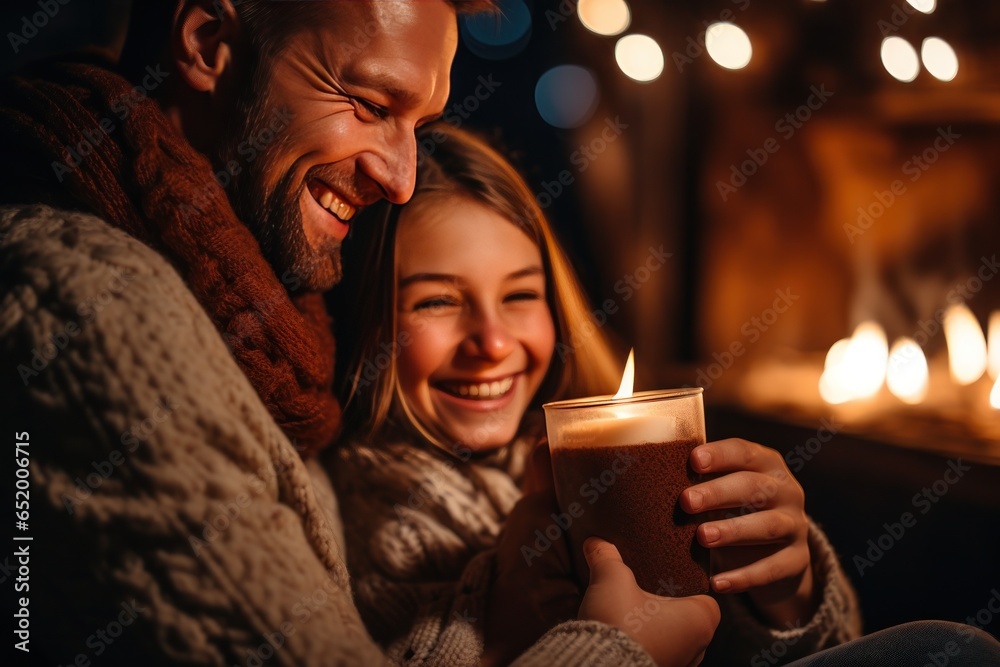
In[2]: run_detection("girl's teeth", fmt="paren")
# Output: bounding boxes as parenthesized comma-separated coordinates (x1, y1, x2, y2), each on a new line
(445, 377, 514, 399)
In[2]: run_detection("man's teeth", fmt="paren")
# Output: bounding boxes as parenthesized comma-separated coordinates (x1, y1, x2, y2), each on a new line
(313, 183, 357, 222)
(445, 377, 514, 399)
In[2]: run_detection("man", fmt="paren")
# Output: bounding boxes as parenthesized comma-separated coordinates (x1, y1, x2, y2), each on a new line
(0, 1, 718, 664)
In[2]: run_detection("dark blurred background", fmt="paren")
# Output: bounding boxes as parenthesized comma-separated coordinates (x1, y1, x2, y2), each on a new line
(3, 0, 997, 641)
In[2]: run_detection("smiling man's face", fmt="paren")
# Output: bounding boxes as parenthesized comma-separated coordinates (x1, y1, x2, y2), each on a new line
(221, 1, 457, 291)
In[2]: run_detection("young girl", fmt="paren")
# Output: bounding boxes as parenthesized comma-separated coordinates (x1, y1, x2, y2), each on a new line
(326, 124, 861, 666)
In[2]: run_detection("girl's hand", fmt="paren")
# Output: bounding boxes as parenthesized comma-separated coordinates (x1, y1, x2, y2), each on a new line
(680, 438, 819, 628)
(578, 538, 720, 667)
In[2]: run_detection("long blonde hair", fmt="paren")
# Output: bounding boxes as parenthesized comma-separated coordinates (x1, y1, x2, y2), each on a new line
(334, 124, 621, 448)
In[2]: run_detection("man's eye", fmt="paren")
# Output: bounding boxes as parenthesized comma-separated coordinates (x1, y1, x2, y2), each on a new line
(354, 98, 388, 121)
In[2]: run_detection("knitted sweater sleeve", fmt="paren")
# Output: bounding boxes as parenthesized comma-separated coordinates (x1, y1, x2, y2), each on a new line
(703, 519, 863, 666)
(0, 205, 654, 667)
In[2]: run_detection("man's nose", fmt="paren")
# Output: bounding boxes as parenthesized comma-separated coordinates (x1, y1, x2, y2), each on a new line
(460, 313, 515, 361)
(363, 125, 417, 205)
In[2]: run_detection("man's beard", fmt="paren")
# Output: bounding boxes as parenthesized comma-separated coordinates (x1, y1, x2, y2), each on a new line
(217, 87, 343, 293)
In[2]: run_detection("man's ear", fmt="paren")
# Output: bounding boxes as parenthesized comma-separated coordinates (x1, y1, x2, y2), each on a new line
(171, 0, 240, 94)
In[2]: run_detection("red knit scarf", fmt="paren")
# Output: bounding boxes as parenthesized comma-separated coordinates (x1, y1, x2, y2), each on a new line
(0, 59, 340, 458)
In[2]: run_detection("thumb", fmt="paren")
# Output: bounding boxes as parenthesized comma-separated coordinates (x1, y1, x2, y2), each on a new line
(582, 537, 636, 587)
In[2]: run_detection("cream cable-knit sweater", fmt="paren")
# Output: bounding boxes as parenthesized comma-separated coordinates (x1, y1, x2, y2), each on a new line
(0, 204, 658, 666)
(333, 426, 864, 666)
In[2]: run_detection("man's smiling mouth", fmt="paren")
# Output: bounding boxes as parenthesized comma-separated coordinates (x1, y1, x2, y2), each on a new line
(308, 179, 357, 222)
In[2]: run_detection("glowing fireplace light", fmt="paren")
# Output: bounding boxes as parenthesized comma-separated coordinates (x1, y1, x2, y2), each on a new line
(988, 311, 1000, 380)
(819, 338, 854, 404)
(943, 304, 987, 386)
(886, 338, 929, 405)
(819, 322, 889, 404)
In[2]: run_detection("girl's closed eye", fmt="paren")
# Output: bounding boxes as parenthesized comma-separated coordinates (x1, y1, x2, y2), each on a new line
(504, 290, 542, 303)
(413, 295, 461, 313)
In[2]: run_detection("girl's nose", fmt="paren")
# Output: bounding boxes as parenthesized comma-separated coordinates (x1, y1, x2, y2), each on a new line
(460, 315, 515, 361)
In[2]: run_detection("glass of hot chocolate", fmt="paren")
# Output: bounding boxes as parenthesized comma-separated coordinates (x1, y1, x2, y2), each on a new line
(543, 388, 709, 597)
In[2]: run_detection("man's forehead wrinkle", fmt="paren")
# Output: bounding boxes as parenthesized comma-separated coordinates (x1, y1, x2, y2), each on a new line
(342, 58, 430, 106)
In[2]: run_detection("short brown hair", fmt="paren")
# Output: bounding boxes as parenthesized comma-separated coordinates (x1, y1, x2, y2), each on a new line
(119, 0, 495, 84)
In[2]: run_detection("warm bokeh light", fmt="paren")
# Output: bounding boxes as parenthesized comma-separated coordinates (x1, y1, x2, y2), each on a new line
(577, 0, 631, 36)
(819, 323, 889, 404)
(534, 65, 599, 128)
(989, 311, 1000, 380)
(705, 22, 753, 70)
(921, 37, 959, 82)
(886, 338, 929, 405)
(944, 304, 988, 385)
(615, 34, 665, 82)
(991, 376, 1000, 409)
(460, 0, 532, 60)
(614, 348, 635, 398)
(881, 37, 920, 83)
(906, 0, 936, 14)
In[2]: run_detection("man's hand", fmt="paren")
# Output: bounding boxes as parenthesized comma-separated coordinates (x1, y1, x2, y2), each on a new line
(578, 538, 720, 667)
(681, 438, 819, 628)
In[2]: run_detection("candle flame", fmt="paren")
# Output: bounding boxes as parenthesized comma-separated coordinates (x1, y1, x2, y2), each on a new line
(886, 337, 929, 404)
(614, 348, 635, 399)
(944, 304, 987, 385)
(987, 311, 1000, 380)
(818, 322, 889, 404)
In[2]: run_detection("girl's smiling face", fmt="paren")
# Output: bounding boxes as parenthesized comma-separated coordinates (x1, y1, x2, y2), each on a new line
(395, 196, 556, 451)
